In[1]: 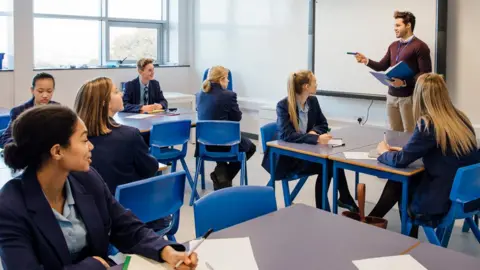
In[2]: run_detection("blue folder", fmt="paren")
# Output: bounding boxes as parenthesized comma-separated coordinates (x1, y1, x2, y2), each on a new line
(369, 61, 414, 86)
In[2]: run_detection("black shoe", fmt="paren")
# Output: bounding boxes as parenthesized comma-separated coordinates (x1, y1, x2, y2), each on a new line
(338, 199, 359, 213)
(210, 172, 221, 191)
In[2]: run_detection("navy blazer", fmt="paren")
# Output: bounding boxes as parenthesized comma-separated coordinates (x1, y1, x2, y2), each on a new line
(261, 96, 329, 178)
(378, 120, 480, 216)
(122, 77, 168, 113)
(0, 98, 58, 146)
(0, 167, 183, 270)
(196, 83, 242, 122)
(88, 123, 159, 194)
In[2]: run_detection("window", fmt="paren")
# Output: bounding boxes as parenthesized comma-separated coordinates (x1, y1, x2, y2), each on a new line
(0, 0, 13, 70)
(33, 0, 168, 68)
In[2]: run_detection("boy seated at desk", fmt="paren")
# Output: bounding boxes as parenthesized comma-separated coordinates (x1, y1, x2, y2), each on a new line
(122, 58, 168, 114)
(0, 72, 58, 146)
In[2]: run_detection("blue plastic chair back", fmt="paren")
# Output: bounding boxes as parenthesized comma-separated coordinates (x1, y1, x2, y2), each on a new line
(450, 163, 480, 205)
(196, 121, 241, 158)
(115, 171, 186, 233)
(260, 122, 277, 153)
(193, 186, 277, 237)
(0, 115, 10, 130)
(150, 120, 191, 158)
(203, 68, 233, 91)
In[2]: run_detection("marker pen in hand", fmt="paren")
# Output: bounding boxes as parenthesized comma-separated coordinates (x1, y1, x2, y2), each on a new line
(175, 228, 214, 269)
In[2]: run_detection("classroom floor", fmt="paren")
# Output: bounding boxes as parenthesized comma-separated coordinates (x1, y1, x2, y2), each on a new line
(175, 137, 480, 259)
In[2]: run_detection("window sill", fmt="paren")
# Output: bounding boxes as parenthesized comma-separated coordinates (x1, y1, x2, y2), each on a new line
(33, 64, 189, 71)
(0, 69, 14, 72)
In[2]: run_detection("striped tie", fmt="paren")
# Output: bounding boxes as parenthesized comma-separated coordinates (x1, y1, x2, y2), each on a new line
(144, 85, 149, 105)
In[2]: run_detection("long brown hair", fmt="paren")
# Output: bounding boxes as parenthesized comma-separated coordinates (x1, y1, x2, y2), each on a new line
(74, 77, 118, 137)
(202, 66, 229, 93)
(287, 70, 314, 131)
(413, 73, 476, 156)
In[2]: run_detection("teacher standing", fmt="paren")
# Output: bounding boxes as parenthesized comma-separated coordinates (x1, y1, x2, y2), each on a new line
(355, 11, 432, 132)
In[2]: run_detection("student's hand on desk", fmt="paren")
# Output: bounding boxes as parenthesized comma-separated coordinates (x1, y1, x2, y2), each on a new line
(318, 133, 333, 144)
(389, 78, 406, 88)
(153, 103, 163, 110)
(92, 256, 109, 268)
(161, 245, 198, 269)
(355, 53, 368, 64)
(377, 141, 391, 155)
(389, 146, 402, 151)
(308, 130, 318, 135)
(141, 104, 156, 113)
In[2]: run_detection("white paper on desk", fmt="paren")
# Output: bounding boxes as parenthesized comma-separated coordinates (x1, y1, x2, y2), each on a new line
(123, 254, 169, 270)
(328, 139, 344, 146)
(343, 152, 377, 160)
(353, 254, 427, 270)
(125, 114, 155, 119)
(190, 237, 259, 270)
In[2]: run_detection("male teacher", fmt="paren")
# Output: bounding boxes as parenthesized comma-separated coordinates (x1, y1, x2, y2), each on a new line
(122, 58, 168, 113)
(355, 11, 432, 132)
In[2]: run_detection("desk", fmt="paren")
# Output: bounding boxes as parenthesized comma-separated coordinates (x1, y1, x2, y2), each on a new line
(267, 126, 387, 209)
(163, 92, 196, 112)
(410, 242, 480, 269)
(113, 108, 197, 133)
(330, 144, 424, 235)
(0, 107, 9, 116)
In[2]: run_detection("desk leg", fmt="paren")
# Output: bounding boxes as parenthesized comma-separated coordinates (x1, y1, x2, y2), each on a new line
(268, 150, 276, 190)
(401, 178, 409, 235)
(322, 160, 328, 211)
(332, 162, 338, 214)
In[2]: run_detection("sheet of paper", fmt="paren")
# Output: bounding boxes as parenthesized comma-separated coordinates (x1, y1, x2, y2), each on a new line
(343, 152, 377, 160)
(123, 254, 169, 270)
(190, 237, 259, 270)
(125, 114, 155, 119)
(328, 139, 344, 146)
(353, 254, 428, 270)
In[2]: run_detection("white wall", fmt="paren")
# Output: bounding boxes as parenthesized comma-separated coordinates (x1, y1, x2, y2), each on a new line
(0, 72, 14, 108)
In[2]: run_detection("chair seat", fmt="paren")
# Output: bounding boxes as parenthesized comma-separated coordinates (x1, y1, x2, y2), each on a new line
(199, 152, 243, 161)
(151, 147, 184, 161)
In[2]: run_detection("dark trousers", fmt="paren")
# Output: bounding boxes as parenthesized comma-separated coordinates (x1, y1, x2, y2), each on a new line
(215, 136, 256, 180)
(295, 160, 355, 209)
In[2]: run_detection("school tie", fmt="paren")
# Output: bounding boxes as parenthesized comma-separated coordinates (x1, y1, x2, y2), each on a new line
(143, 85, 149, 105)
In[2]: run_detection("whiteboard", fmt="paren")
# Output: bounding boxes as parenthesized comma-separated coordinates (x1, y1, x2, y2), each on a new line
(315, 0, 437, 96)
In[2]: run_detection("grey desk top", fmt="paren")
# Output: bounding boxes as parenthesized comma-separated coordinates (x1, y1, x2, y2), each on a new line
(329, 145, 424, 176)
(410, 242, 480, 270)
(113, 108, 197, 133)
(267, 126, 404, 158)
(0, 107, 10, 116)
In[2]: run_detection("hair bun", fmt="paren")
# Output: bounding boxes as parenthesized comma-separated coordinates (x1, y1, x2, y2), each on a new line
(3, 142, 28, 171)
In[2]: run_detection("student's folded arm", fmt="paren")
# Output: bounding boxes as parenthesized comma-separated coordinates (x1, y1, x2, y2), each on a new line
(122, 84, 142, 113)
(227, 93, 242, 122)
(378, 122, 436, 168)
(132, 129, 159, 178)
(276, 103, 318, 145)
(367, 47, 391, 72)
(100, 170, 185, 262)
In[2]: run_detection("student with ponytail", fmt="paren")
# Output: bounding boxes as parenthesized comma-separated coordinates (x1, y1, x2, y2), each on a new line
(262, 70, 358, 211)
(196, 66, 256, 190)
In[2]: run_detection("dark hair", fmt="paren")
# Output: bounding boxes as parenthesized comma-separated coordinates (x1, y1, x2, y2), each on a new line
(3, 105, 78, 170)
(31, 72, 56, 89)
(394, 11, 416, 32)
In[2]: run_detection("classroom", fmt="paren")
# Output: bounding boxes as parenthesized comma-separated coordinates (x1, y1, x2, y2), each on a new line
(0, 0, 479, 269)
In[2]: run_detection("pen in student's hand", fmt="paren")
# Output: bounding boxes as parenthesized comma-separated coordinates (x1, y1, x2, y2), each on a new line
(346, 52, 357, 55)
(383, 131, 388, 144)
(175, 228, 214, 268)
(332, 143, 346, 148)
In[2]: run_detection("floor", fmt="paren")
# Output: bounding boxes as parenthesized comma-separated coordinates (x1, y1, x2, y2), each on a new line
(173, 138, 480, 259)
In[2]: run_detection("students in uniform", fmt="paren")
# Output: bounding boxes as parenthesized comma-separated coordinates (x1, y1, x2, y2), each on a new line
(196, 66, 256, 190)
(122, 58, 168, 113)
(0, 105, 197, 269)
(261, 70, 358, 211)
(0, 72, 58, 146)
(371, 73, 480, 237)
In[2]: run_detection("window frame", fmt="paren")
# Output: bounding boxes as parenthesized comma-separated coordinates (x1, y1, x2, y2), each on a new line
(32, 0, 169, 68)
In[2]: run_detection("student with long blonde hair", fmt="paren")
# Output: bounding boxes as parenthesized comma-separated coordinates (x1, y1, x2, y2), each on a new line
(261, 70, 358, 211)
(196, 66, 256, 190)
(371, 73, 480, 236)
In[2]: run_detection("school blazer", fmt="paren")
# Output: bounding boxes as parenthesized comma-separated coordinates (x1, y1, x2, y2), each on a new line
(0, 167, 184, 270)
(122, 77, 168, 113)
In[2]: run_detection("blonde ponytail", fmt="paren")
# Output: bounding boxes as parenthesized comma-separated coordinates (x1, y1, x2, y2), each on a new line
(287, 73, 300, 131)
(202, 66, 229, 93)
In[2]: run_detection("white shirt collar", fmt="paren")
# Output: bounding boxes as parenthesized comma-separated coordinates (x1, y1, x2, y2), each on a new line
(400, 35, 415, 43)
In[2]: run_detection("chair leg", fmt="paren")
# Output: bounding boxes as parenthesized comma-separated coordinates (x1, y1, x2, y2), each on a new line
(180, 158, 198, 200)
(354, 172, 360, 200)
(240, 156, 246, 186)
(462, 219, 470, 233)
(171, 160, 177, 173)
(423, 226, 441, 246)
(439, 223, 454, 248)
(244, 157, 249, 186)
(201, 160, 206, 190)
(290, 177, 308, 202)
(406, 219, 413, 236)
(466, 217, 480, 243)
(190, 158, 203, 206)
(282, 180, 292, 207)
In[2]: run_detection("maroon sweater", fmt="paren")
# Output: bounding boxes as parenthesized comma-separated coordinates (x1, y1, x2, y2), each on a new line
(367, 36, 432, 97)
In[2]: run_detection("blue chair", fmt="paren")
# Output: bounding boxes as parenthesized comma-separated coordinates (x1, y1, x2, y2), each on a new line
(190, 121, 248, 206)
(0, 115, 10, 130)
(115, 171, 186, 241)
(261, 122, 311, 207)
(149, 120, 198, 200)
(406, 163, 480, 247)
(193, 186, 277, 237)
(462, 214, 479, 233)
(203, 68, 233, 91)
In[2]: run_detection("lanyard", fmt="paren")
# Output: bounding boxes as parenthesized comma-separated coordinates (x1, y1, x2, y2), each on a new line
(396, 37, 413, 63)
